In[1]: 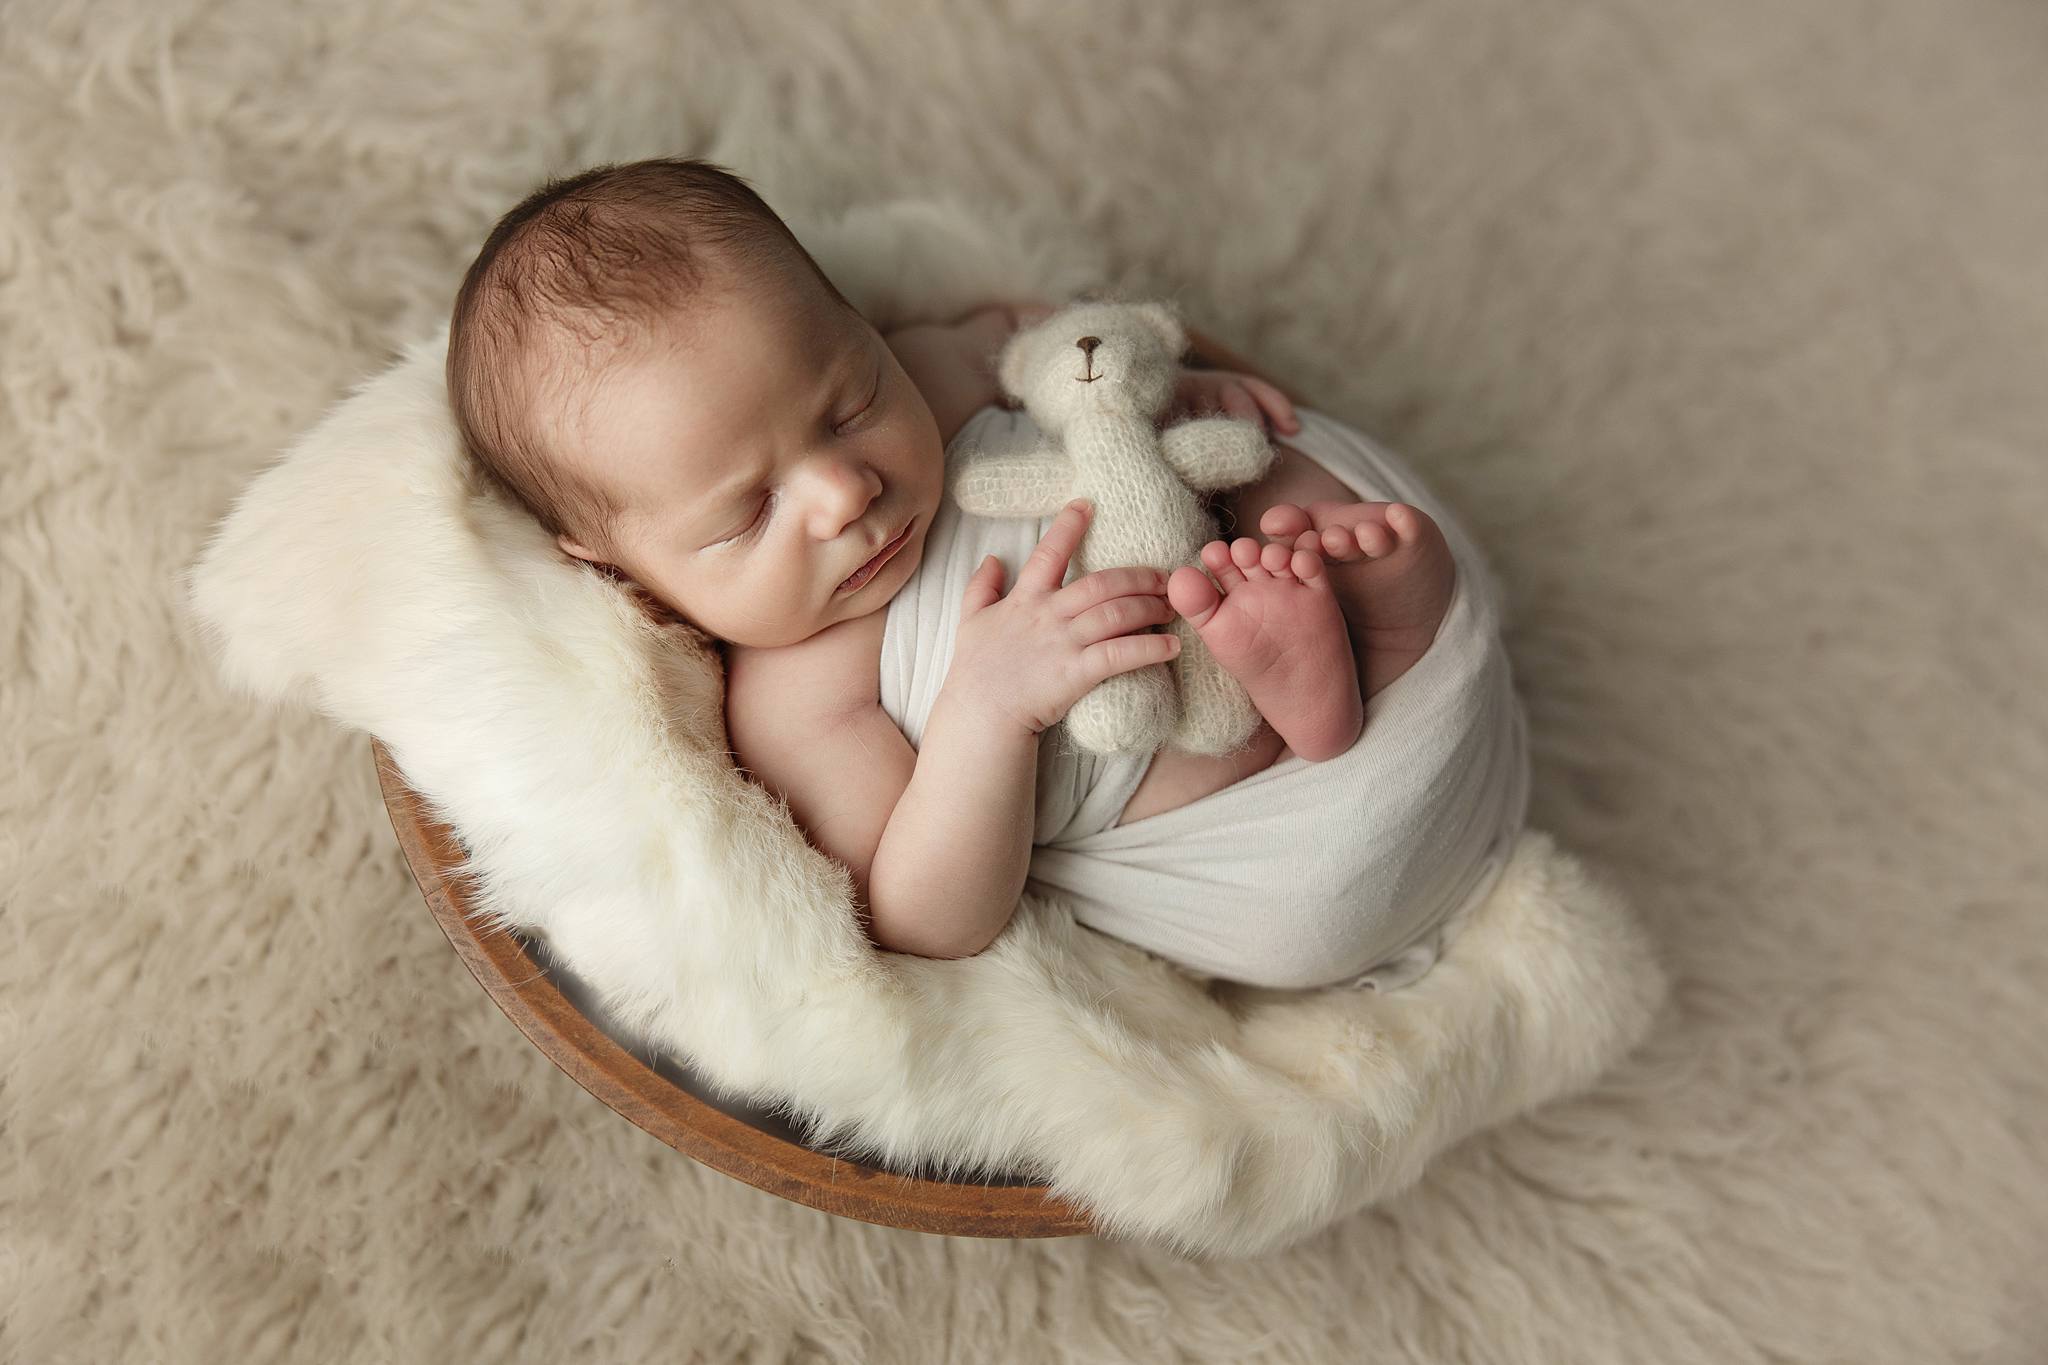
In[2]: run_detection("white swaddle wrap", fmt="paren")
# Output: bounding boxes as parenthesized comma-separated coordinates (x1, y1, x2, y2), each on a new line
(881, 403, 1530, 991)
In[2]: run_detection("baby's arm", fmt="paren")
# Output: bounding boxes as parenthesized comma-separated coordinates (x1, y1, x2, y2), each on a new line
(727, 502, 1173, 961)
(865, 690, 1038, 958)
(725, 628, 1037, 960)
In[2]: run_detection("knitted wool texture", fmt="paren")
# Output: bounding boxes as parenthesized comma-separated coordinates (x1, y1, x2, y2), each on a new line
(950, 300, 1275, 756)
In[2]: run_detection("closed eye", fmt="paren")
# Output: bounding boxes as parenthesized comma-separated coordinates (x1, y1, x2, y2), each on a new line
(711, 491, 773, 548)
(834, 367, 882, 435)
(714, 360, 879, 550)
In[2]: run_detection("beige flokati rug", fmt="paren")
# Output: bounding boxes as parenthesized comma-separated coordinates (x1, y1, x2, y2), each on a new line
(8, 1, 2047, 1361)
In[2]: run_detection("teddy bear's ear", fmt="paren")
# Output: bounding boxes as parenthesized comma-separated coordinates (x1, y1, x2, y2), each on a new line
(1132, 301, 1188, 359)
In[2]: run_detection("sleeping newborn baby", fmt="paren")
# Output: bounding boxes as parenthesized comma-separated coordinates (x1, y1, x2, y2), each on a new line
(447, 157, 1527, 992)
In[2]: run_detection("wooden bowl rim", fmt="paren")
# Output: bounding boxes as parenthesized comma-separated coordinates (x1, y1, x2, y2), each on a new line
(373, 741, 1095, 1238)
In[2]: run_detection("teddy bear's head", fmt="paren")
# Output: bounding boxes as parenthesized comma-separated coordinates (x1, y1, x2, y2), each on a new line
(995, 300, 1187, 434)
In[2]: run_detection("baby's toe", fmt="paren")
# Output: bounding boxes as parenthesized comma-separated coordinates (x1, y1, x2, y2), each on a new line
(1230, 537, 1267, 576)
(1304, 500, 1372, 529)
(1167, 565, 1223, 627)
(1353, 520, 1396, 559)
(1259, 540, 1296, 577)
(1200, 539, 1245, 587)
(1260, 503, 1313, 540)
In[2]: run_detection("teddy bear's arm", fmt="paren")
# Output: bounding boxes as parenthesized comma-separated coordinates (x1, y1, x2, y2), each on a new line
(1157, 417, 1279, 494)
(945, 440, 1079, 519)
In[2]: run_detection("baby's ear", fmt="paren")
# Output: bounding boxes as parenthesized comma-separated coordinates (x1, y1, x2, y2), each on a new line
(1131, 301, 1187, 360)
(557, 531, 606, 566)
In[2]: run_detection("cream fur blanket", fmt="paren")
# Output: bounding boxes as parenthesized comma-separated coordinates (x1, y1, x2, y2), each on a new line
(10, 0, 2047, 1360)
(183, 214, 1660, 1257)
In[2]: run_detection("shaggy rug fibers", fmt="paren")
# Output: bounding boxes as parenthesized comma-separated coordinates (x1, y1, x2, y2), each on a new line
(7, 1, 2046, 1361)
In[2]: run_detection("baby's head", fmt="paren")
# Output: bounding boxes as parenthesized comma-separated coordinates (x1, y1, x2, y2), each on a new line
(446, 158, 943, 648)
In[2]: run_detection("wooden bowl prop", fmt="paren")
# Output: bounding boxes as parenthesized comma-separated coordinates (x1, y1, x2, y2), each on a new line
(374, 328, 1295, 1238)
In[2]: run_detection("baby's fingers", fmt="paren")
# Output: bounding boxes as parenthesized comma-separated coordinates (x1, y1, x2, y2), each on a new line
(1070, 591, 1175, 644)
(1059, 563, 1168, 616)
(960, 553, 1006, 614)
(1218, 381, 1264, 426)
(1242, 375, 1299, 433)
(1018, 499, 1093, 594)
(1083, 627, 1181, 681)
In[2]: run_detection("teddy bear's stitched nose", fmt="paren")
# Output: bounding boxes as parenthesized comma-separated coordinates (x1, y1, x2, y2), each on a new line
(1075, 336, 1101, 357)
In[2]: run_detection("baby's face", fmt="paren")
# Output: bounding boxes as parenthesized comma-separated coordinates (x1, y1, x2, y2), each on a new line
(556, 268, 944, 649)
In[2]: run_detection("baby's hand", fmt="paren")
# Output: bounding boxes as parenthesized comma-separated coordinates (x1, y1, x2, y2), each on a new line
(1161, 368, 1300, 436)
(945, 500, 1181, 738)
(949, 300, 1055, 367)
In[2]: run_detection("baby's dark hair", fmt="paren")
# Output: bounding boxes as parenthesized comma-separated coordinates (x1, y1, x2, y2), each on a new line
(446, 157, 850, 560)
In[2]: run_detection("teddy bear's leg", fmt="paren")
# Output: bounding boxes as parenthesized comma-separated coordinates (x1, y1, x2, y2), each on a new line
(1063, 664, 1181, 757)
(1164, 617, 1264, 756)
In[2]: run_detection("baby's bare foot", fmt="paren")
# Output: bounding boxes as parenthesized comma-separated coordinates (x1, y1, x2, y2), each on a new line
(1259, 500, 1455, 699)
(1167, 537, 1363, 762)
(1260, 499, 1396, 563)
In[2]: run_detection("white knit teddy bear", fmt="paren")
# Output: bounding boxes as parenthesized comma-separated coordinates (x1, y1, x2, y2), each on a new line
(947, 299, 1277, 758)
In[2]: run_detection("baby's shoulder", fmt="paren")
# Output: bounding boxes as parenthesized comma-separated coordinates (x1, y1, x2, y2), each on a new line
(725, 608, 886, 723)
